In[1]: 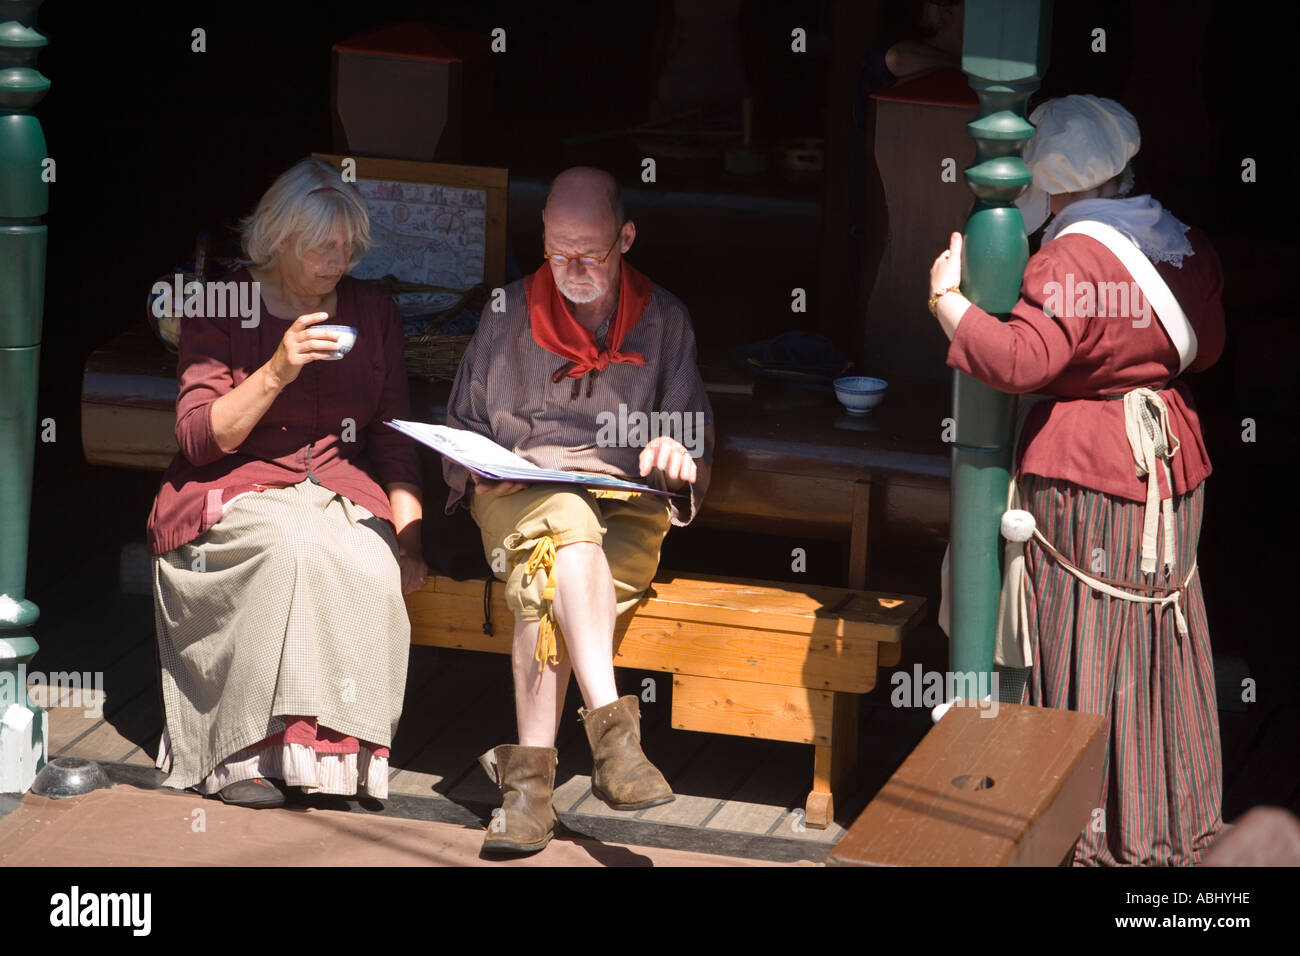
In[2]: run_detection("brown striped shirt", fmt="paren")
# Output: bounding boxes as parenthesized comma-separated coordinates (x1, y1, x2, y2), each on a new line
(444, 276, 713, 526)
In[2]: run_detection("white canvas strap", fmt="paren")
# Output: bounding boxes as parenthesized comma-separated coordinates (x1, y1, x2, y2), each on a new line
(1054, 219, 1198, 373)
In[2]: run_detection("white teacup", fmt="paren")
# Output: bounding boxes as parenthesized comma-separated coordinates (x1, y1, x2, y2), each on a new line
(316, 324, 357, 360)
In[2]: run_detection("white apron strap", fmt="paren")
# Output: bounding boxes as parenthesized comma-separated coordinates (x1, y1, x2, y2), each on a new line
(1053, 219, 1198, 373)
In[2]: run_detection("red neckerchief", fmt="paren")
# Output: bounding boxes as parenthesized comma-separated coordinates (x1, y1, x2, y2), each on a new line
(525, 259, 651, 393)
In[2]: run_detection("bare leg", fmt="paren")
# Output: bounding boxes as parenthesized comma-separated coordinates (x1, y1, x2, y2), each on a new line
(551, 541, 620, 711)
(513, 618, 573, 748)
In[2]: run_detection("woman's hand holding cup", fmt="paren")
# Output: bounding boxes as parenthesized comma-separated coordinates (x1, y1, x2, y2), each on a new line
(268, 312, 342, 388)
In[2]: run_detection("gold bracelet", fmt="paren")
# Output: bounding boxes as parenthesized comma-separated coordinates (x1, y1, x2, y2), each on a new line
(928, 285, 962, 318)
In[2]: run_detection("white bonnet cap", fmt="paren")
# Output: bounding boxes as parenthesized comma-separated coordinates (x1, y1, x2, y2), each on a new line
(1014, 94, 1141, 233)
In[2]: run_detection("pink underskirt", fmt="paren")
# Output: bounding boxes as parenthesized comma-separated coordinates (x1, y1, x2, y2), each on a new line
(159, 716, 391, 798)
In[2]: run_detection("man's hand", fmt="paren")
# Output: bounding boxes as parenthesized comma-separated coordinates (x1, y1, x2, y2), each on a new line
(472, 474, 529, 498)
(638, 436, 698, 492)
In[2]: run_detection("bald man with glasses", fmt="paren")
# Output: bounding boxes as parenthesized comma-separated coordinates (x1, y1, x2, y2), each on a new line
(444, 166, 714, 853)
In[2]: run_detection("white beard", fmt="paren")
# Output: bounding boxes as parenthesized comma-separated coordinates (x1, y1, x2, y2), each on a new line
(557, 275, 604, 304)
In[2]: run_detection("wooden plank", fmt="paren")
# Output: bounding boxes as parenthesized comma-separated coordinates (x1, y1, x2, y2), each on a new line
(533, 674, 690, 818)
(705, 742, 807, 834)
(849, 479, 870, 589)
(80, 403, 176, 470)
(41, 639, 156, 753)
(388, 650, 471, 769)
(553, 773, 594, 813)
(671, 675, 834, 746)
(407, 584, 883, 692)
(827, 703, 1107, 867)
(616, 620, 880, 693)
(391, 707, 515, 801)
(698, 469, 854, 539)
(387, 654, 514, 797)
(117, 733, 161, 767)
(408, 573, 922, 647)
(58, 688, 155, 764)
(704, 798, 786, 835)
(635, 735, 756, 827)
(312, 153, 509, 189)
(642, 573, 922, 642)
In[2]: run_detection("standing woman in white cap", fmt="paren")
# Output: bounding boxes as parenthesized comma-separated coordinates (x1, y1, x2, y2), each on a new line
(928, 95, 1226, 865)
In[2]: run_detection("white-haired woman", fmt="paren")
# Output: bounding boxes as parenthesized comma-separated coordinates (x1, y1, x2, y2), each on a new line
(146, 157, 426, 807)
(929, 95, 1226, 864)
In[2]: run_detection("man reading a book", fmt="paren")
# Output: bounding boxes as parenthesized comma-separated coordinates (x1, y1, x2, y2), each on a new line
(443, 166, 714, 853)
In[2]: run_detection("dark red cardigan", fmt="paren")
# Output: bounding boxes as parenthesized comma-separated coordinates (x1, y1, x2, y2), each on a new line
(146, 268, 422, 556)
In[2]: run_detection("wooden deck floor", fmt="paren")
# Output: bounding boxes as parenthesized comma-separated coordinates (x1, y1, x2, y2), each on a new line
(20, 581, 1298, 864)
(24, 591, 939, 862)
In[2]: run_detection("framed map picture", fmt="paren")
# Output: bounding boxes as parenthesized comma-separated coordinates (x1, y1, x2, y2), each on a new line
(312, 153, 507, 317)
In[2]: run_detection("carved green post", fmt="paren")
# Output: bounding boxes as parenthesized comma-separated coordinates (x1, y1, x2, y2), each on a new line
(948, 0, 1051, 683)
(0, 0, 48, 792)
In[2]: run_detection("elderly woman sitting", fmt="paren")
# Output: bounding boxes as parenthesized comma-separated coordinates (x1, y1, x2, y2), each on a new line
(146, 157, 426, 808)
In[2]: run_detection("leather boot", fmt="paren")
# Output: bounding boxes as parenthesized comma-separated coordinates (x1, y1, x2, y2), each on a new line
(478, 744, 558, 854)
(580, 695, 674, 810)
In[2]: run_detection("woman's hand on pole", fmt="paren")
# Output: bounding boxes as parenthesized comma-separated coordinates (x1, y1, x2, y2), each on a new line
(930, 231, 963, 296)
(929, 232, 970, 342)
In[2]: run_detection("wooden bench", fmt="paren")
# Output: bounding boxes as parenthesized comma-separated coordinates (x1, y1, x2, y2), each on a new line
(407, 571, 925, 828)
(82, 325, 934, 827)
(826, 702, 1107, 864)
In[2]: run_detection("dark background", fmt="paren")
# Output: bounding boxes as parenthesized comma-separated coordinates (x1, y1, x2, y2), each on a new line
(20, 0, 1300, 813)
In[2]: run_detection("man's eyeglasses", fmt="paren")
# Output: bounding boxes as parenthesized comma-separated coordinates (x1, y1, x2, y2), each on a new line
(543, 232, 621, 268)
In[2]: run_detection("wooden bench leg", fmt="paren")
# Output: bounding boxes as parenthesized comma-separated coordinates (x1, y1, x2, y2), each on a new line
(806, 691, 860, 828)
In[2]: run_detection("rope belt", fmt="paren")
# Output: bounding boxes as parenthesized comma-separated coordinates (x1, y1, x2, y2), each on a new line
(1030, 528, 1196, 639)
(525, 537, 563, 673)
(996, 385, 1192, 667)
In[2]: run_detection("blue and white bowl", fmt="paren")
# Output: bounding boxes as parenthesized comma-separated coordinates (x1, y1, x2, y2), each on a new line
(316, 324, 357, 360)
(833, 376, 888, 415)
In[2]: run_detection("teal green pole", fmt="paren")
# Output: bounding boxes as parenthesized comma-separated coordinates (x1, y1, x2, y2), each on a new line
(0, 0, 49, 788)
(949, 0, 1051, 680)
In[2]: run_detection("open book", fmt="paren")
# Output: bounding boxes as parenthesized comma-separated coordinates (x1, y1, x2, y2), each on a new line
(385, 420, 680, 497)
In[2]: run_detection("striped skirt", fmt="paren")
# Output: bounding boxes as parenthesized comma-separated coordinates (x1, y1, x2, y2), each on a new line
(1018, 473, 1222, 865)
(152, 479, 410, 798)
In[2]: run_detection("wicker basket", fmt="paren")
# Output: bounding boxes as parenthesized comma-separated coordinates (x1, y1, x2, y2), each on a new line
(404, 332, 473, 382)
(375, 277, 487, 382)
